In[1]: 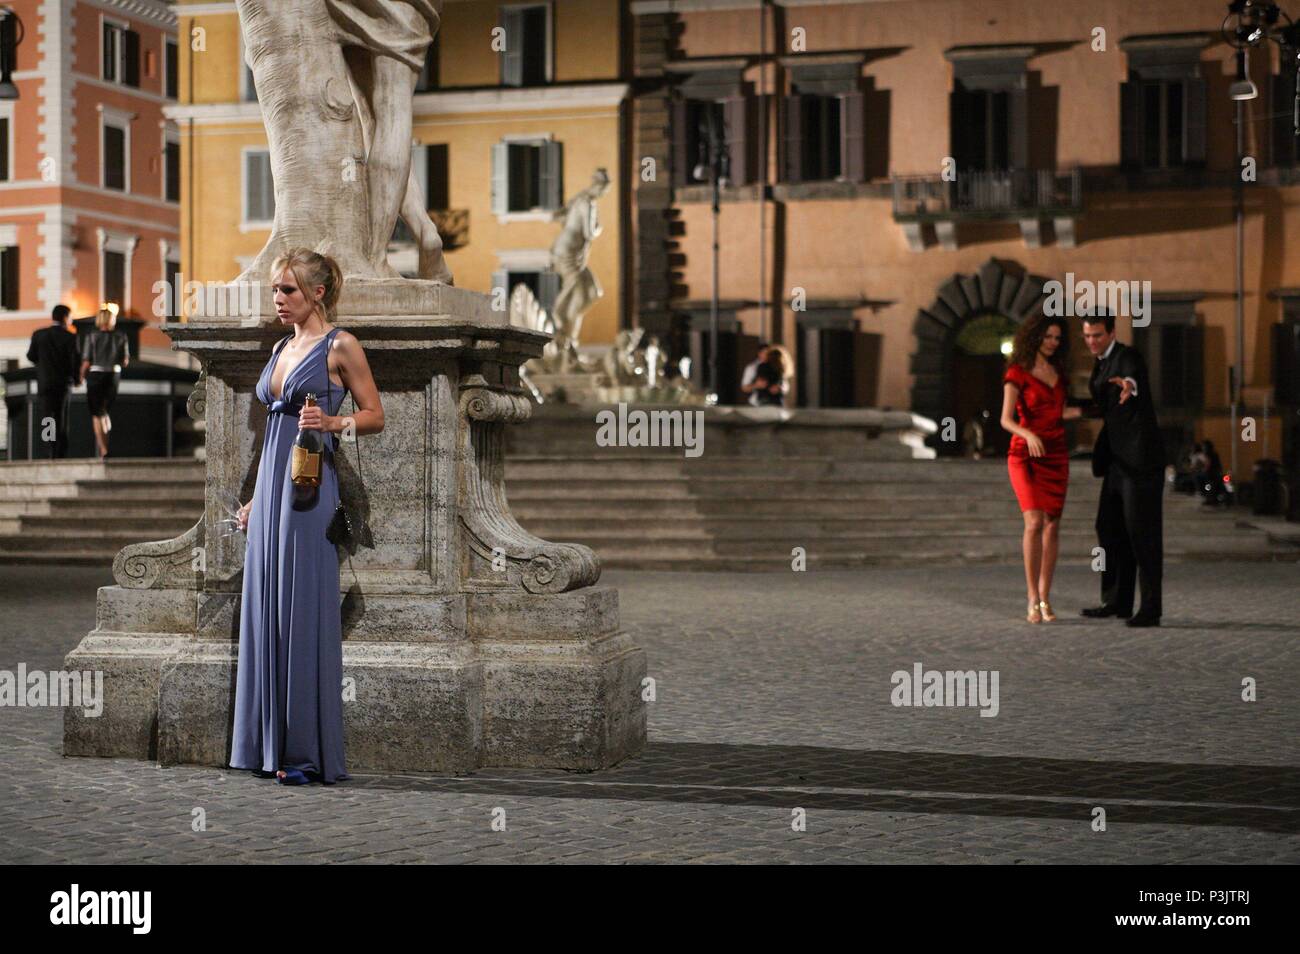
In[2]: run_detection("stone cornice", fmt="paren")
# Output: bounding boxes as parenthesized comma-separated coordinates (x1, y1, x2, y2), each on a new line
(87, 0, 178, 28)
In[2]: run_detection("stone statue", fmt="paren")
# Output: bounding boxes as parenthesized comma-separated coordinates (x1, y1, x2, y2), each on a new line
(235, 0, 452, 285)
(64, 2, 646, 780)
(596, 329, 703, 405)
(548, 168, 610, 370)
(507, 284, 555, 402)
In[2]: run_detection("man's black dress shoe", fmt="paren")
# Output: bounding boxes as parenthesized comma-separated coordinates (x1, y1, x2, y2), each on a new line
(1125, 612, 1161, 628)
(1080, 605, 1132, 619)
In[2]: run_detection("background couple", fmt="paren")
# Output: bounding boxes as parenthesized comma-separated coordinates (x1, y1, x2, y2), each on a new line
(741, 343, 792, 407)
(1000, 312, 1165, 628)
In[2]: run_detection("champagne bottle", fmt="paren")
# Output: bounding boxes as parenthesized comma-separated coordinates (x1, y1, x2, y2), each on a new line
(291, 392, 323, 504)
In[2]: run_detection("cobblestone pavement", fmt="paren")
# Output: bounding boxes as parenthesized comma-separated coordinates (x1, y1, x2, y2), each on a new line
(1, 562, 1296, 864)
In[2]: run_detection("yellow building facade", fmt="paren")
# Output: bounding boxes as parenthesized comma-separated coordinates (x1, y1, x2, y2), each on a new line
(168, 0, 628, 347)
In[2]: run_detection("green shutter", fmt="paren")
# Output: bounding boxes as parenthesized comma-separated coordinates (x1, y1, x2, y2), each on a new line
(1183, 76, 1207, 166)
(783, 94, 804, 183)
(490, 142, 508, 215)
(1120, 80, 1141, 170)
(500, 8, 523, 86)
(540, 139, 562, 210)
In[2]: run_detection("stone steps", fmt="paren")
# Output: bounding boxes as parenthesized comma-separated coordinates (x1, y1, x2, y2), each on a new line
(500, 455, 1295, 569)
(0, 530, 181, 554)
(505, 478, 1028, 500)
(506, 454, 1042, 482)
(0, 458, 205, 565)
(561, 528, 1275, 558)
(17, 515, 199, 533)
(513, 512, 1246, 538)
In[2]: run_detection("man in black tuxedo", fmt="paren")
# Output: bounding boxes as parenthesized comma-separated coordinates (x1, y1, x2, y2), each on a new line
(1079, 314, 1165, 627)
(26, 305, 82, 459)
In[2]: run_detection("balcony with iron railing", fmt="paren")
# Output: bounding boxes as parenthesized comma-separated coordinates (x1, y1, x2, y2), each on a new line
(891, 168, 1082, 220)
(890, 168, 1082, 250)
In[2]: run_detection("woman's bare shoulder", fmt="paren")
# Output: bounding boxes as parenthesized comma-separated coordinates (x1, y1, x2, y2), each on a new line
(328, 329, 363, 353)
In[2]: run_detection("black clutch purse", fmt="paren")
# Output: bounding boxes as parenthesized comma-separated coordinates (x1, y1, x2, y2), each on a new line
(323, 369, 372, 555)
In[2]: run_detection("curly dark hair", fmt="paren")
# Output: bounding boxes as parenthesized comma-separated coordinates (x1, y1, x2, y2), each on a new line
(1009, 313, 1070, 376)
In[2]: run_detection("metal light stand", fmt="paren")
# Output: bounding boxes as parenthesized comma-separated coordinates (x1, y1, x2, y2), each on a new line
(1221, 1, 1300, 503)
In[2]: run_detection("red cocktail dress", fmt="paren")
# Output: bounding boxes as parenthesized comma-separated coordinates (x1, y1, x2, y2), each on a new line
(1004, 362, 1069, 518)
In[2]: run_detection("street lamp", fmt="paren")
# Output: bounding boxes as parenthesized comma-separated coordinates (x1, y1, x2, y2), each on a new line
(0, 6, 24, 101)
(1221, 1, 1300, 501)
(693, 105, 730, 402)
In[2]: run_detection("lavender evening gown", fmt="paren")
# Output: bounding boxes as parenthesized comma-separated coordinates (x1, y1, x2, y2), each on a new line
(230, 327, 350, 783)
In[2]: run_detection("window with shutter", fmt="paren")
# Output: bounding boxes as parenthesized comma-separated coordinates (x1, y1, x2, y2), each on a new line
(1182, 76, 1206, 165)
(0, 246, 17, 310)
(103, 251, 126, 309)
(103, 23, 121, 83)
(411, 143, 429, 208)
(165, 40, 178, 100)
(1132, 299, 1205, 412)
(799, 95, 841, 182)
(494, 138, 557, 216)
(245, 150, 274, 222)
(165, 140, 180, 203)
(1007, 84, 1028, 170)
(540, 139, 562, 209)
(124, 30, 140, 88)
(684, 100, 725, 185)
(840, 92, 865, 183)
(1120, 81, 1142, 169)
(1119, 37, 1210, 171)
(0, 117, 9, 182)
(671, 98, 690, 188)
(165, 259, 181, 319)
(499, 5, 550, 87)
(782, 94, 804, 183)
(500, 8, 522, 86)
(491, 141, 509, 215)
(724, 97, 752, 186)
(426, 143, 450, 209)
(953, 84, 1010, 173)
(1127, 78, 1200, 170)
(104, 124, 126, 191)
(507, 142, 540, 210)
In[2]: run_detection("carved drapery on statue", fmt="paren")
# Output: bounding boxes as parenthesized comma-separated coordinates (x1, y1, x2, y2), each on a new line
(236, 0, 451, 285)
(325, 0, 441, 70)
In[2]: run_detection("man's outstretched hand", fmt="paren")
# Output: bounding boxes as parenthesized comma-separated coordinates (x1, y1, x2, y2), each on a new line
(1107, 376, 1135, 405)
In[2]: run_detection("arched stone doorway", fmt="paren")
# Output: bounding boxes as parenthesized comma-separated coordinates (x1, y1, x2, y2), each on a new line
(910, 258, 1049, 456)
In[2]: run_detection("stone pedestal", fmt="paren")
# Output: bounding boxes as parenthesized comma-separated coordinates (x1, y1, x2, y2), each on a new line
(62, 280, 646, 773)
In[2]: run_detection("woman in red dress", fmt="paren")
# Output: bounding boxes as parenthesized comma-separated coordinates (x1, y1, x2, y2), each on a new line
(1000, 315, 1082, 623)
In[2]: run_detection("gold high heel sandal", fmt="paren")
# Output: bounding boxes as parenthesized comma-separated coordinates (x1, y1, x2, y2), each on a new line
(1038, 600, 1057, 622)
(1027, 601, 1042, 624)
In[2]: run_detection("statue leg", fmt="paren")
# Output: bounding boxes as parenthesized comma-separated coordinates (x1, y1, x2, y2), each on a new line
(401, 167, 453, 284)
(235, 0, 373, 283)
(363, 55, 418, 272)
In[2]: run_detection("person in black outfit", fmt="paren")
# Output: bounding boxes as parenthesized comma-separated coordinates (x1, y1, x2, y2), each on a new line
(81, 308, 130, 460)
(1078, 314, 1165, 627)
(25, 305, 82, 459)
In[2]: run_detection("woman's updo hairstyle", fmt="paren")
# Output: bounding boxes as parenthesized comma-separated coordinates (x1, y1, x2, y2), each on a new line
(271, 247, 344, 323)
